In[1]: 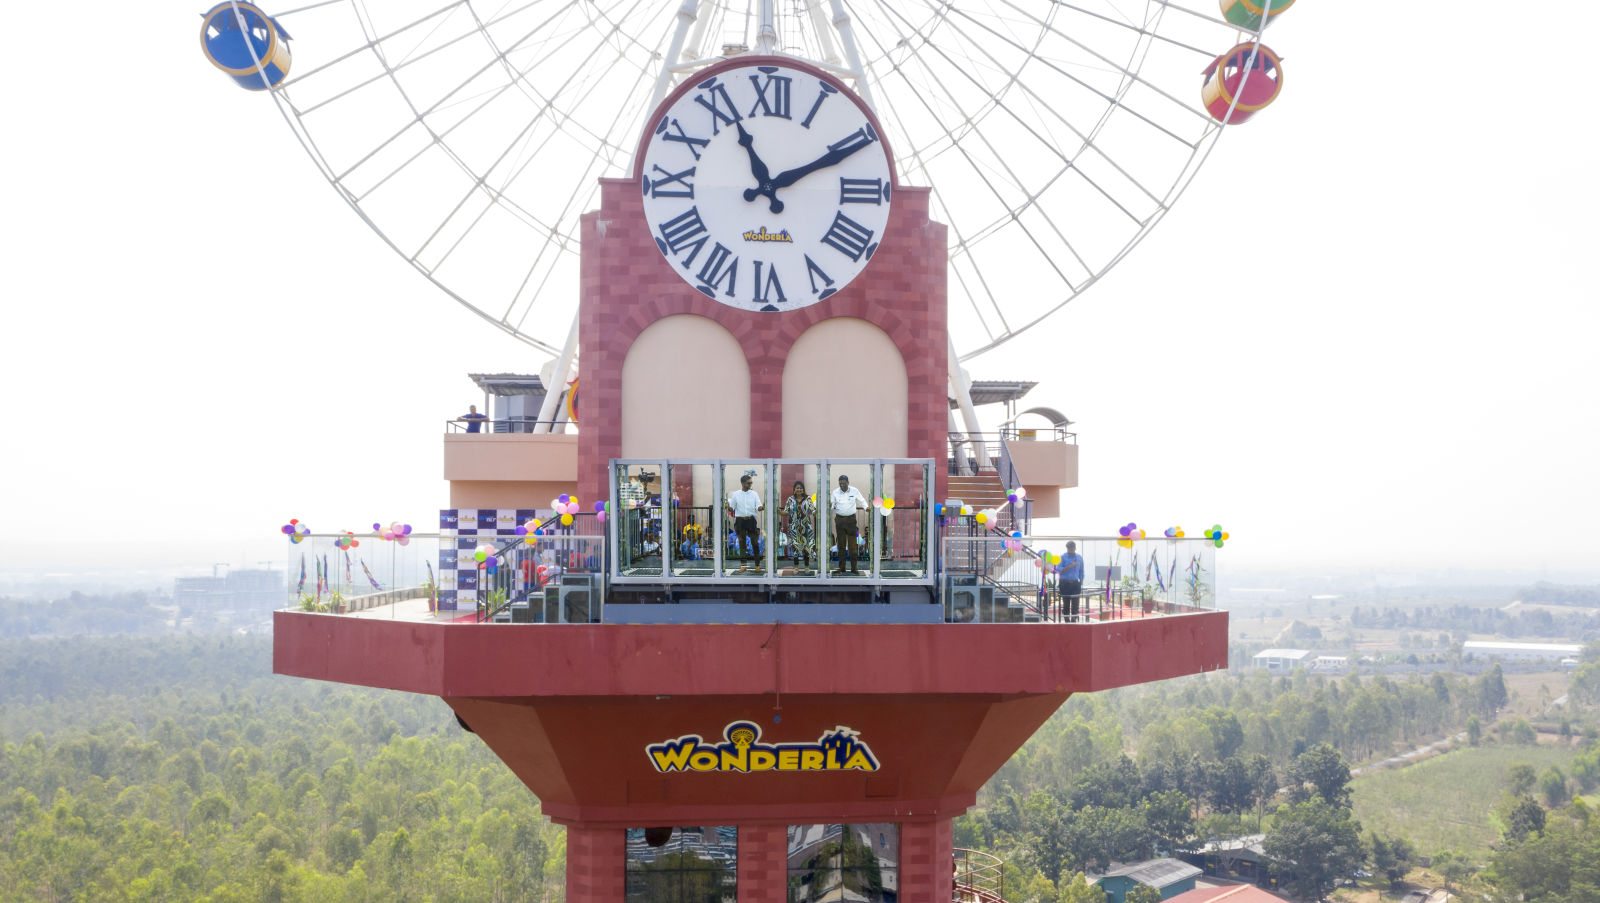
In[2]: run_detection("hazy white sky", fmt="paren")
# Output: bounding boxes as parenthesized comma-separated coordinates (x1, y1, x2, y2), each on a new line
(2, 4, 1596, 578)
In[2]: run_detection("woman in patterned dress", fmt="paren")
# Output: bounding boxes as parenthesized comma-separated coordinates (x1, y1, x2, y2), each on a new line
(781, 480, 817, 571)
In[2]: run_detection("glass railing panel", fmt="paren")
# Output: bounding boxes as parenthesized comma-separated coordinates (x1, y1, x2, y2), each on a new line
(669, 462, 716, 578)
(773, 462, 822, 577)
(616, 462, 664, 577)
(878, 461, 930, 579)
(721, 461, 769, 577)
(822, 462, 874, 577)
(284, 532, 442, 616)
(941, 535, 1225, 623)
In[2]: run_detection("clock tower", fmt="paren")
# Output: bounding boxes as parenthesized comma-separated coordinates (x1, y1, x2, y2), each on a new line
(576, 56, 948, 505)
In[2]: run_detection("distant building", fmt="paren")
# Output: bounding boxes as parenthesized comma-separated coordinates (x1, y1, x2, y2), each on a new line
(1251, 649, 1310, 671)
(1094, 858, 1202, 902)
(174, 567, 283, 619)
(1462, 641, 1582, 661)
(1310, 655, 1347, 671)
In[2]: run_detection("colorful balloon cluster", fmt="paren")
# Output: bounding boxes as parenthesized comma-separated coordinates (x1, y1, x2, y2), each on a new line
(1163, 526, 1186, 539)
(473, 542, 501, 572)
(974, 507, 1003, 526)
(333, 531, 360, 551)
(1003, 531, 1023, 552)
(549, 494, 581, 527)
(1205, 524, 1230, 548)
(280, 519, 310, 543)
(373, 521, 413, 546)
(592, 499, 609, 523)
(1039, 549, 1063, 569)
(1005, 486, 1028, 505)
(1117, 522, 1145, 548)
(871, 496, 896, 517)
(516, 519, 545, 544)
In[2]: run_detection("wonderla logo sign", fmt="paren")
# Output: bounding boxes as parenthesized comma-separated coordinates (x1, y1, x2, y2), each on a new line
(646, 721, 879, 774)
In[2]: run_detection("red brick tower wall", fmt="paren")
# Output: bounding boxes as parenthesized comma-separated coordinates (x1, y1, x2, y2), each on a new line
(576, 178, 948, 504)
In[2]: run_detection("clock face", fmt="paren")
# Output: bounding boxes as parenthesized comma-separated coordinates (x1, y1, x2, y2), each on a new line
(638, 61, 894, 312)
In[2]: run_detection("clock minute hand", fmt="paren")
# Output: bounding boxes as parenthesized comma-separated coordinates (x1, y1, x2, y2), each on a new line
(768, 140, 867, 192)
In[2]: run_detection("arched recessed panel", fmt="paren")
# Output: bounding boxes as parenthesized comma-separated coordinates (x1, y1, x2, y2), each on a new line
(622, 315, 750, 458)
(783, 318, 907, 458)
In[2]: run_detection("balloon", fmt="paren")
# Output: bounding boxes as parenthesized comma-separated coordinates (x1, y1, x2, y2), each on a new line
(525, 535, 538, 545)
(559, 494, 571, 504)
(1118, 538, 1133, 549)
(474, 550, 487, 562)
(934, 504, 944, 516)
(883, 498, 895, 510)
(594, 500, 605, 513)
(398, 536, 410, 546)
(486, 555, 499, 567)
(597, 510, 606, 523)
(1006, 493, 1018, 504)
(515, 525, 527, 536)
(975, 512, 988, 525)
(372, 522, 381, 531)
(560, 514, 574, 526)
(871, 496, 883, 508)
(281, 525, 293, 535)
(961, 506, 972, 516)
(1015, 487, 1027, 499)
(402, 524, 412, 534)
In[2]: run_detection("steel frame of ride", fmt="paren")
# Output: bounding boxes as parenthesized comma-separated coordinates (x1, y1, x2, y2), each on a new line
(221, 0, 1281, 438)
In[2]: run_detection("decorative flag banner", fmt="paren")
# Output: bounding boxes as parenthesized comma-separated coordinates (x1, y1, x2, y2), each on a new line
(425, 561, 438, 613)
(360, 557, 381, 590)
(315, 556, 323, 604)
(297, 553, 306, 594)
(343, 549, 353, 585)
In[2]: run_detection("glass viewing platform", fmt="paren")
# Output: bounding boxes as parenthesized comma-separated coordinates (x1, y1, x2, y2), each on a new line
(281, 458, 1218, 626)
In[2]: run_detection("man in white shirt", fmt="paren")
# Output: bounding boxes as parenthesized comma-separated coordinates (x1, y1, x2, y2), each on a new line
(726, 473, 764, 568)
(830, 474, 869, 575)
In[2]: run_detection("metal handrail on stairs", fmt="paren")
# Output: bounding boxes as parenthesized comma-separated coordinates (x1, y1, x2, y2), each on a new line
(954, 848, 1006, 903)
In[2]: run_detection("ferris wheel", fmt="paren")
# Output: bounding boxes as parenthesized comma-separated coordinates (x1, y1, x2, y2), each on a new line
(202, 0, 1292, 363)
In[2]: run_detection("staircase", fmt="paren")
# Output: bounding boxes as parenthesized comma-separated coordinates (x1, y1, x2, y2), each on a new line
(946, 473, 1011, 511)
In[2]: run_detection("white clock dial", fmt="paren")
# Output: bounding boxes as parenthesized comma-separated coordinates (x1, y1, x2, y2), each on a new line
(639, 61, 894, 313)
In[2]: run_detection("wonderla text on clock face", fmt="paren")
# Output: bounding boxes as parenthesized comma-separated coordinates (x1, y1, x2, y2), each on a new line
(639, 60, 895, 313)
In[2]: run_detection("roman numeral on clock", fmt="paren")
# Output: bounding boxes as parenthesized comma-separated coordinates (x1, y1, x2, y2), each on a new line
(656, 207, 709, 268)
(693, 81, 743, 134)
(695, 243, 739, 298)
(839, 178, 886, 205)
(656, 117, 710, 160)
(646, 164, 695, 199)
(804, 255, 837, 300)
(819, 212, 877, 263)
(748, 70, 792, 119)
(800, 81, 839, 129)
(752, 261, 788, 309)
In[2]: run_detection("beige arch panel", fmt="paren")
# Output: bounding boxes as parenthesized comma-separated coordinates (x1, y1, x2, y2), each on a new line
(782, 318, 908, 460)
(622, 315, 750, 458)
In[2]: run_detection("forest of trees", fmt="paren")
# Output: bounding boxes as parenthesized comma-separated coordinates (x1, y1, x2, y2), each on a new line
(2, 626, 1597, 902)
(0, 636, 563, 902)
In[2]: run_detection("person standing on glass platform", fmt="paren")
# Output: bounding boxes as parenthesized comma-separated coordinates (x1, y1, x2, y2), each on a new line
(830, 474, 869, 575)
(726, 473, 764, 570)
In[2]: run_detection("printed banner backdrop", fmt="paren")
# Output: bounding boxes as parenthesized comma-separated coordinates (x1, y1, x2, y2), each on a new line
(437, 508, 537, 610)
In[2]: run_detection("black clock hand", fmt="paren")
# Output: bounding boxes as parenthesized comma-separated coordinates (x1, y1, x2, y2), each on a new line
(764, 127, 876, 190)
(736, 122, 787, 214)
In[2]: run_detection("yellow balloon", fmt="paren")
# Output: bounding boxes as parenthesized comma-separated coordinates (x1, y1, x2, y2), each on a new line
(1117, 538, 1133, 549)
(560, 513, 574, 526)
(1221, 532, 1230, 540)
(524, 535, 538, 545)
(883, 498, 895, 510)
(975, 512, 988, 525)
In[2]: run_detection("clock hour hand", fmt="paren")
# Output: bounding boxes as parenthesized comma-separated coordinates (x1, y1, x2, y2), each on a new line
(736, 122, 785, 214)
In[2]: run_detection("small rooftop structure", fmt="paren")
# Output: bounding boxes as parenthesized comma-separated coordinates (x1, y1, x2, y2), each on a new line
(1252, 648, 1311, 671)
(949, 379, 1036, 408)
(1095, 858, 1202, 903)
(1310, 654, 1348, 671)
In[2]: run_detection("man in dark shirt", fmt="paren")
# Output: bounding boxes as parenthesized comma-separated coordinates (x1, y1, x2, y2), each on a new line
(1059, 540, 1085, 621)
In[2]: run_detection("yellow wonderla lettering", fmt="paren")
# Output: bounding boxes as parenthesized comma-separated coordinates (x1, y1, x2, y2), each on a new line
(843, 749, 874, 771)
(650, 743, 696, 772)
